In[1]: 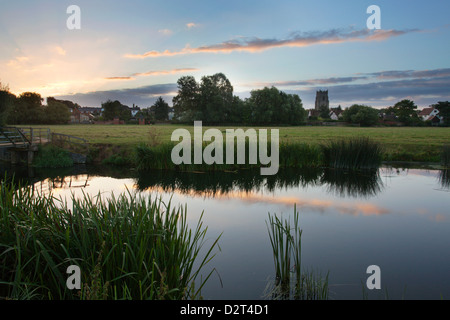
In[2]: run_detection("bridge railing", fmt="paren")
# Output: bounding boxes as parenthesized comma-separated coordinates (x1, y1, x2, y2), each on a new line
(0, 126, 31, 148)
(51, 132, 89, 154)
(18, 127, 52, 145)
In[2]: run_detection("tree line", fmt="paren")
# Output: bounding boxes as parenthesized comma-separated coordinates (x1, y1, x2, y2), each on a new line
(1, 76, 449, 127)
(172, 73, 307, 125)
(0, 88, 71, 126)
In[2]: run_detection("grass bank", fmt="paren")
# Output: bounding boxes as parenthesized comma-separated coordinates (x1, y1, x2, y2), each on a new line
(0, 178, 221, 300)
(27, 124, 450, 166)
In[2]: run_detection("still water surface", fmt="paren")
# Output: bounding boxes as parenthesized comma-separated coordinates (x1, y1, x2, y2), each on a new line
(2, 164, 449, 300)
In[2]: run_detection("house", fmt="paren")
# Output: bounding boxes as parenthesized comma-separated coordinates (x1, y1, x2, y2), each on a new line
(130, 104, 141, 117)
(69, 106, 96, 123)
(307, 109, 320, 119)
(79, 107, 101, 116)
(168, 107, 175, 121)
(329, 108, 343, 120)
(428, 115, 443, 126)
(419, 107, 440, 121)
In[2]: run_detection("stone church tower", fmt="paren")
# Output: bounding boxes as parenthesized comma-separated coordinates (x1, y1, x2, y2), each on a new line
(315, 90, 329, 111)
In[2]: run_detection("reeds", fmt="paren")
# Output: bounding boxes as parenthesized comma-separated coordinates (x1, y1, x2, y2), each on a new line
(135, 141, 323, 172)
(441, 144, 450, 168)
(322, 137, 383, 170)
(33, 144, 74, 168)
(0, 177, 221, 300)
(265, 206, 329, 300)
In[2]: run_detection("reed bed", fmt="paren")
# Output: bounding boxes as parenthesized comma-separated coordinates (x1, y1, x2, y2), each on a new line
(441, 145, 450, 168)
(321, 137, 383, 170)
(265, 206, 329, 300)
(0, 177, 221, 300)
(135, 141, 323, 173)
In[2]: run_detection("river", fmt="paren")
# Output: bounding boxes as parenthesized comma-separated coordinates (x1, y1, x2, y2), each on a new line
(1, 163, 449, 300)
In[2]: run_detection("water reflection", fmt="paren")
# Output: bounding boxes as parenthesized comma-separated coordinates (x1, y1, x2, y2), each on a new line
(3, 163, 449, 199)
(1, 163, 449, 300)
(135, 168, 384, 199)
(0, 164, 399, 199)
(438, 169, 450, 190)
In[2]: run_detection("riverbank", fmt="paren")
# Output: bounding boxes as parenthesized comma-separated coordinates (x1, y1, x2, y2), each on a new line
(24, 124, 450, 167)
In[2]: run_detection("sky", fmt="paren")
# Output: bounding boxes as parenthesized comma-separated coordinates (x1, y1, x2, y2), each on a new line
(1, 0, 450, 109)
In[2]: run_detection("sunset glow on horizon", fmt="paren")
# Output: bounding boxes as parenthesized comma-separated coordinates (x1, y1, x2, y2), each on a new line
(1, 0, 449, 109)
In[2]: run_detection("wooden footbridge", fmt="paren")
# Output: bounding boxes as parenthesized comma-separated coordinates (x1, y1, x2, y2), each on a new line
(0, 126, 88, 165)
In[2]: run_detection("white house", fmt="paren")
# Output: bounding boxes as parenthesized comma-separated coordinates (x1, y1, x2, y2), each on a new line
(419, 107, 440, 121)
(329, 108, 344, 120)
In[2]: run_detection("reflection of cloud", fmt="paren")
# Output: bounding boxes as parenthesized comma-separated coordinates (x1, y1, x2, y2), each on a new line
(125, 28, 418, 58)
(145, 186, 389, 217)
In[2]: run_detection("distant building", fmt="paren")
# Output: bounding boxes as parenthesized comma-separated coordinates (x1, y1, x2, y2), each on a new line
(307, 109, 320, 119)
(315, 90, 329, 111)
(329, 107, 343, 120)
(79, 107, 101, 116)
(130, 104, 141, 117)
(419, 107, 440, 121)
(168, 107, 174, 121)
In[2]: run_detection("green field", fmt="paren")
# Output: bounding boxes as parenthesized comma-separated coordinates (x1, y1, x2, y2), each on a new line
(29, 124, 450, 162)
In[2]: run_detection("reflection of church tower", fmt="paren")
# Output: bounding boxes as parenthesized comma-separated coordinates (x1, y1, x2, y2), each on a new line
(315, 90, 329, 111)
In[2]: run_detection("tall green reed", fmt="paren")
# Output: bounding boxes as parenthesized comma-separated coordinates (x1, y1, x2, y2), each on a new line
(135, 140, 322, 173)
(0, 177, 221, 300)
(265, 206, 329, 300)
(321, 137, 383, 170)
(441, 144, 450, 168)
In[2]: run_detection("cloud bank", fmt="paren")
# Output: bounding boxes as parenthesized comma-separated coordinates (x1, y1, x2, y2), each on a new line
(124, 28, 419, 58)
(54, 68, 450, 109)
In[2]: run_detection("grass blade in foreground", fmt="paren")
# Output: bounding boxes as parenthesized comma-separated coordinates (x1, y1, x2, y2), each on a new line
(0, 177, 221, 300)
(265, 205, 329, 300)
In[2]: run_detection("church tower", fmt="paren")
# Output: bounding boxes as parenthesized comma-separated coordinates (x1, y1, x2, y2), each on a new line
(315, 90, 329, 111)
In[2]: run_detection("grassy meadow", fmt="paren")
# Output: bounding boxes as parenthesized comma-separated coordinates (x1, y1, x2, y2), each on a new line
(28, 124, 450, 163)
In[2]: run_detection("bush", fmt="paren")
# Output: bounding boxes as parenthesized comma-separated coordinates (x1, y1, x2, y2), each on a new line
(33, 144, 73, 168)
(342, 104, 379, 127)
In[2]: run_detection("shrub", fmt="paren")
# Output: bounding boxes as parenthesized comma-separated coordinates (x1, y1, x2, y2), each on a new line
(33, 144, 73, 168)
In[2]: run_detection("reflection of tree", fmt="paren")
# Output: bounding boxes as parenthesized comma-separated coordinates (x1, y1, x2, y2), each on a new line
(135, 168, 324, 197)
(320, 168, 383, 198)
(2, 164, 385, 199)
(439, 169, 450, 189)
(135, 167, 383, 198)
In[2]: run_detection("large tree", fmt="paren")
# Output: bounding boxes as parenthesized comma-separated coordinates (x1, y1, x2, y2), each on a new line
(151, 96, 170, 121)
(198, 72, 234, 124)
(0, 83, 16, 126)
(247, 86, 306, 125)
(342, 104, 379, 126)
(45, 100, 71, 124)
(102, 100, 131, 121)
(172, 75, 199, 122)
(392, 99, 421, 126)
(7, 92, 44, 124)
